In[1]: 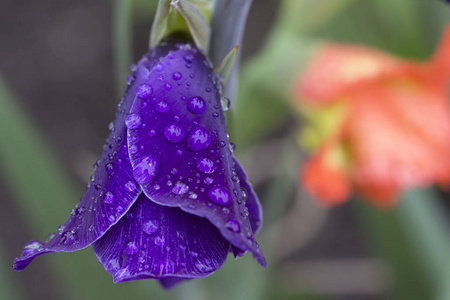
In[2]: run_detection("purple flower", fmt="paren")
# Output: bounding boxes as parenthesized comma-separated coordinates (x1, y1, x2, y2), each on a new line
(13, 36, 266, 288)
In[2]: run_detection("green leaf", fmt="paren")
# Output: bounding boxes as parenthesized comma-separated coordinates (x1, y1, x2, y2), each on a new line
(171, 0, 211, 52)
(150, 0, 172, 48)
(214, 45, 239, 86)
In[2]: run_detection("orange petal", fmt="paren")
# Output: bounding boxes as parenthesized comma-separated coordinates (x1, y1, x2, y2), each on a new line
(295, 44, 401, 104)
(300, 151, 351, 206)
(349, 84, 450, 195)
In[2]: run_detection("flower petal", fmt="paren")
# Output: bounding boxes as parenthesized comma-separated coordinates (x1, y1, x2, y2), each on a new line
(13, 42, 177, 271)
(350, 84, 450, 194)
(92, 194, 230, 284)
(301, 148, 351, 206)
(230, 159, 263, 257)
(233, 159, 263, 236)
(127, 40, 266, 266)
(296, 44, 401, 103)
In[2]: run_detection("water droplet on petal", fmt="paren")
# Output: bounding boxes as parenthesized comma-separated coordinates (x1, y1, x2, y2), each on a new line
(172, 181, 189, 195)
(187, 127, 212, 151)
(61, 231, 77, 245)
(221, 97, 231, 111)
(125, 114, 142, 129)
(132, 155, 160, 184)
(164, 124, 185, 143)
(106, 163, 114, 174)
(143, 220, 160, 235)
(212, 112, 219, 118)
(125, 181, 137, 192)
(155, 63, 163, 71)
(225, 219, 241, 233)
(126, 75, 135, 85)
(229, 142, 236, 153)
(155, 101, 169, 113)
(184, 54, 194, 63)
(187, 97, 206, 114)
(172, 71, 182, 81)
(148, 129, 157, 137)
(196, 158, 216, 174)
(129, 145, 138, 154)
(154, 236, 165, 247)
(164, 83, 172, 90)
(240, 187, 248, 203)
(23, 241, 44, 255)
(207, 187, 232, 206)
(137, 84, 153, 98)
(126, 241, 139, 255)
(104, 191, 115, 204)
(203, 177, 213, 185)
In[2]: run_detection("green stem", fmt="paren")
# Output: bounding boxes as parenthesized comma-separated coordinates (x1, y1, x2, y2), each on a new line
(113, 0, 133, 96)
(397, 188, 450, 292)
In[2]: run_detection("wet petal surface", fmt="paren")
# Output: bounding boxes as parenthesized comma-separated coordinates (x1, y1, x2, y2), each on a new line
(233, 159, 263, 236)
(13, 42, 176, 271)
(92, 194, 230, 283)
(127, 41, 266, 266)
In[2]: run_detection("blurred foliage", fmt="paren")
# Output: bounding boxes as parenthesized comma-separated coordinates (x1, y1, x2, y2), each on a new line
(1, 0, 450, 299)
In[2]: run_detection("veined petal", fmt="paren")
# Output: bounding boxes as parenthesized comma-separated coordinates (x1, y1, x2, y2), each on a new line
(233, 159, 262, 236)
(350, 85, 450, 195)
(296, 44, 401, 103)
(13, 40, 177, 271)
(230, 159, 263, 257)
(127, 39, 266, 266)
(92, 194, 230, 283)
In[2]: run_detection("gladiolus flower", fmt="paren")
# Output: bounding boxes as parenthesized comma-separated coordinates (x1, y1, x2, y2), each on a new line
(295, 27, 450, 207)
(13, 36, 266, 288)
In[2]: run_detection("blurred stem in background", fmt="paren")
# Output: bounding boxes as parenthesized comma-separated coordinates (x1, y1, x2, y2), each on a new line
(0, 2, 159, 299)
(112, 0, 133, 96)
(356, 188, 450, 299)
(0, 75, 154, 299)
(398, 189, 450, 293)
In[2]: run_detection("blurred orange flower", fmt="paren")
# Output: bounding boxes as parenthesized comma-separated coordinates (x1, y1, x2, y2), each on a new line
(295, 27, 450, 207)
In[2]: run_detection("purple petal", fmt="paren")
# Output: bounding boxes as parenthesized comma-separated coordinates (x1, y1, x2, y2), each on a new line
(92, 194, 230, 284)
(127, 40, 266, 266)
(231, 159, 263, 258)
(233, 159, 263, 236)
(13, 41, 177, 271)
